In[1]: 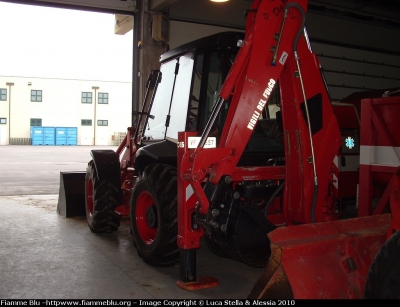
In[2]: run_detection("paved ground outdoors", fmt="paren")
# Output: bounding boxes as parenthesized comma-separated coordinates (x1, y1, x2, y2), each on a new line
(0, 145, 115, 196)
(0, 145, 265, 299)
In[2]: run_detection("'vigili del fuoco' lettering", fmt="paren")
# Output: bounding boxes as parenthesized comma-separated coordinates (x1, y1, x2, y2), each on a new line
(247, 78, 276, 130)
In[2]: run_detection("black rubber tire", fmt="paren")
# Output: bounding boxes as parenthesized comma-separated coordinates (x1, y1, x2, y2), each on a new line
(130, 163, 179, 267)
(364, 230, 400, 299)
(85, 160, 121, 233)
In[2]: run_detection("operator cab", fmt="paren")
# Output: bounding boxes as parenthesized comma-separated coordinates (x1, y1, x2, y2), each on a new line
(143, 32, 243, 141)
(137, 31, 284, 169)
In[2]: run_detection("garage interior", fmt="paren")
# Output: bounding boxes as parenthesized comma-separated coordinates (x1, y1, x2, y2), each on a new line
(1, 0, 400, 300)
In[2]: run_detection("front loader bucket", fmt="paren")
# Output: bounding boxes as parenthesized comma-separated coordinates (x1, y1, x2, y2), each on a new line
(248, 214, 391, 299)
(57, 171, 86, 217)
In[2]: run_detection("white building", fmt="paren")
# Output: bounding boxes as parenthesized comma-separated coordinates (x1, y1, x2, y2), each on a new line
(0, 76, 132, 146)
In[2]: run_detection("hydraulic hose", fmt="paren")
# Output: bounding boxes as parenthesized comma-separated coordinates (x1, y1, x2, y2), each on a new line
(285, 2, 319, 223)
(265, 180, 286, 217)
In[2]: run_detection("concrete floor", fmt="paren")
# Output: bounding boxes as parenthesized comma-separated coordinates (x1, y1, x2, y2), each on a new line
(0, 146, 265, 299)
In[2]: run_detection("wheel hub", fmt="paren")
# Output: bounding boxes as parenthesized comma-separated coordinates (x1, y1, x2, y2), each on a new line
(136, 190, 158, 243)
(146, 206, 157, 228)
(86, 177, 94, 216)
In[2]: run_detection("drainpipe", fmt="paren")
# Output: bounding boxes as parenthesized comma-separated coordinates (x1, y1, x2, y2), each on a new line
(92, 86, 99, 145)
(6, 82, 14, 145)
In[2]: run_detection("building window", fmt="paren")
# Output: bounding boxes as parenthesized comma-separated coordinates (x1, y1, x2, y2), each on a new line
(0, 89, 6, 101)
(98, 93, 108, 104)
(0, 118, 6, 124)
(82, 92, 92, 103)
(97, 120, 108, 126)
(81, 119, 92, 126)
(30, 118, 42, 126)
(31, 90, 42, 102)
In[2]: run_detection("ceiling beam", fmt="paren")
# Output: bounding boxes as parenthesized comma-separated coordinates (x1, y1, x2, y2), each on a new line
(150, 0, 179, 12)
(115, 14, 134, 35)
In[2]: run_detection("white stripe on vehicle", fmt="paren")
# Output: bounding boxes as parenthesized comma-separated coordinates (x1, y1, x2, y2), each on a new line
(360, 145, 400, 166)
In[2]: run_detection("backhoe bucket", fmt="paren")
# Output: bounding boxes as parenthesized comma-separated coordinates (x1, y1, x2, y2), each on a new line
(248, 214, 391, 299)
(57, 171, 86, 217)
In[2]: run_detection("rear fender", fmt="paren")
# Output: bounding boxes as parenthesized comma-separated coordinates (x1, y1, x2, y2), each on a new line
(135, 140, 178, 174)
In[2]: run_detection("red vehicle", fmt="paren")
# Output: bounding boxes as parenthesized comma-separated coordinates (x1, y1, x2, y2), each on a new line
(62, 0, 400, 299)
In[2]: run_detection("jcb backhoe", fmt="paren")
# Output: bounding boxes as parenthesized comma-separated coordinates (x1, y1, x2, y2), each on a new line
(60, 0, 400, 299)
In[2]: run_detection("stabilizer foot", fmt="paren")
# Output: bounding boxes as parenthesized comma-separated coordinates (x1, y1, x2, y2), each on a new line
(176, 276, 219, 291)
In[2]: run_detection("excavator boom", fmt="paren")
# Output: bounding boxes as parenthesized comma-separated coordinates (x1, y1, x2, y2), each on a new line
(177, 0, 399, 299)
(181, 0, 341, 228)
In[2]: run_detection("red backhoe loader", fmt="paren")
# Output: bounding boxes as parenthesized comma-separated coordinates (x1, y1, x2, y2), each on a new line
(58, 0, 400, 299)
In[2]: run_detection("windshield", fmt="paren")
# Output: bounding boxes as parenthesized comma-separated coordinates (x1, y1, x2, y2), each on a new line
(142, 40, 246, 144)
(144, 58, 177, 140)
(166, 52, 194, 139)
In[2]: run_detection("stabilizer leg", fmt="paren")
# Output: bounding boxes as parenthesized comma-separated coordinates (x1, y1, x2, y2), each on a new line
(176, 248, 219, 290)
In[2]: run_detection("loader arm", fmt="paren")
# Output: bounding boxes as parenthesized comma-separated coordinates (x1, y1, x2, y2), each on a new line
(180, 0, 341, 226)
